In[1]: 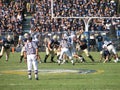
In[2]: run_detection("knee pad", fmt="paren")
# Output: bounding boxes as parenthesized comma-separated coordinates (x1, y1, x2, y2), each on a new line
(34, 70, 38, 74)
(28, 70, 32, 75)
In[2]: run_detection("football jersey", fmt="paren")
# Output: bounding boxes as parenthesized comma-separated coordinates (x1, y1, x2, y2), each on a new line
(2, 38, 14, 49)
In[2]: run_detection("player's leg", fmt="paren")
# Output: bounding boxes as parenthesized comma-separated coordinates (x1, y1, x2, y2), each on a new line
(99, 50, 104, 62)
(103, 54, 110, 63)
(72, 53, 85, 63)
(77, 50, 86, 63)
(50, 50, 56, 63)
(71, 48, 78, 62)
(111, 46, 119, 63)
(66, 49, 75, 65)
(44, 47, 49, 63)
(78, 55, 86, 63)
(19, 46, 25, 63)
(84, 49, 95, 62)
(27, 55, 32, 80)
(19, 55, 24, 63)
(0, 46, 4, 58)
(32, 55, 39, 80)
(55, 47, 61, 61)
(61, 54, 68, 64)
(58, 48, 66, 65)
(5, 49, 10, 61)
(56, 50, 60, 60)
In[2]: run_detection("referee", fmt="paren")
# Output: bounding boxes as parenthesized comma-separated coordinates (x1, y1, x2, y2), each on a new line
(24, 37, 39, 80)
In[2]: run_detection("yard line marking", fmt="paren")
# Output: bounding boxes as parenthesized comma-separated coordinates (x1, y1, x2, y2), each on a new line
(0, 69, 104, 75)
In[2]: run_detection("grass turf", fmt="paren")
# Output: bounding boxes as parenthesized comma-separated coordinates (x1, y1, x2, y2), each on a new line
(0, 52, 120, 90)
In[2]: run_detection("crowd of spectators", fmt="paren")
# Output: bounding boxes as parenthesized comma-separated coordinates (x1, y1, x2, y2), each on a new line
(30, 0, 119, 34)
(53, 0, 118, 17)
(0, 0, 120, 47)
(0, 0, 27, 45)
(89, 18, 120, 32)
(29, 0, 120, 52)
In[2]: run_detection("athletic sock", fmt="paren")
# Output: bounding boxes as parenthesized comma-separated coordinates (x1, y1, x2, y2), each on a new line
(28, 75, 32, 79)
(20, 55, 23, 63)
(51, 56, 55, 62)
(44, 55, 49, 63)
(35, 74, 38, 80)
(88, 55, 95, 62)
(28, 70, 32, 80)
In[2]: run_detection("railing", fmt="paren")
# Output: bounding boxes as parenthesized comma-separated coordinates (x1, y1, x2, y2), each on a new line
(0, 31, 120, 52)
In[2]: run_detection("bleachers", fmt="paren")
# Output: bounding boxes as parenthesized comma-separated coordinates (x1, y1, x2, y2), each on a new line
(0, 0, 120, 51)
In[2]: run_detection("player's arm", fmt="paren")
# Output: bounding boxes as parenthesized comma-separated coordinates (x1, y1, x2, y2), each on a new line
(24, 43, 27, 59)
(0, 40, 3, 44)
(23, 44, 27, 62)
(48, 41, 52, 51)
(36, 48, 39, 56)
(24, 51, 27, 59)
(23, 51, 27, 63)
(36, 48, 40, 61)
(0, 40, 3, 43)
(54, 42, 60, 49)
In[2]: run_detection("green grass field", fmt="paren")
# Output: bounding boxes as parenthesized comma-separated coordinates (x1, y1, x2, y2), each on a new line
(0, 52, 120, 90)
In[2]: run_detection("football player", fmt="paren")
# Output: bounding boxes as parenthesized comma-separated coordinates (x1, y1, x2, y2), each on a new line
(19, 33, 29, 63)
(100, 45, 110, 63)
(32, 27, 42, 63)
(57, 34, 75, 65)
(77, 39, 95, 62)
(103, 40, 119, 63)
(0, 35, 14, 61)
(43, 35, 60, 63)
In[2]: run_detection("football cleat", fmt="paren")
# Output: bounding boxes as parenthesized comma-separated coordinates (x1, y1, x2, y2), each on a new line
(29, 78, 32, 80)
(57, 60, 61, 65)
(71, 60, 75, 65)
(35, 77, 39, 80)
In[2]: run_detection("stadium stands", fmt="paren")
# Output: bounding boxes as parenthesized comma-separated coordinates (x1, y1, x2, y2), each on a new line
(0, 0, 120, 50)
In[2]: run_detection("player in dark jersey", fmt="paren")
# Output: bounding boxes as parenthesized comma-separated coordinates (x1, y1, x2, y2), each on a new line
(0, 35, 14, 61)
(44, 35, 60, 63)
(77, 39, 95, 62)
(101, 46, 110, 63)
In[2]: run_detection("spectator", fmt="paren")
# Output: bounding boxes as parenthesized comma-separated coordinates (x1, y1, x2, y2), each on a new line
(0, 0, 26, 47)
(0, 0, 119, 54)
(89, 33, 96, 51)
(53, 0, 118, 17)
(96, 32, 104, 52)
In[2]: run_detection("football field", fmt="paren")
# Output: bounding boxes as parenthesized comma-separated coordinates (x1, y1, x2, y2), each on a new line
(0, 52, 120, 90)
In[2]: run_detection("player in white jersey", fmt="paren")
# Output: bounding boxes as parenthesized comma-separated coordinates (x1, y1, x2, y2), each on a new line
(58, 34, 75, 65)
(68, 31, 76, 56)
(69, 31, 85, 63)
(103, 40, 119, 63)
